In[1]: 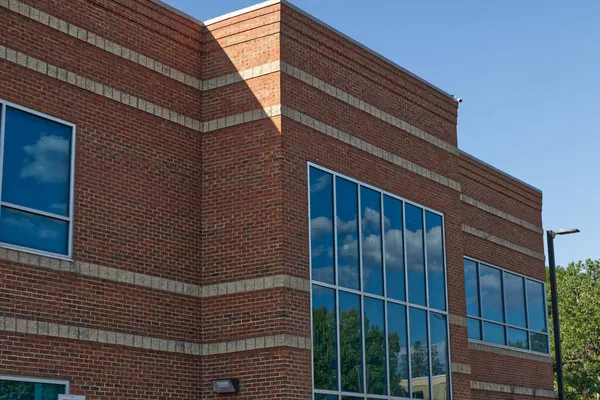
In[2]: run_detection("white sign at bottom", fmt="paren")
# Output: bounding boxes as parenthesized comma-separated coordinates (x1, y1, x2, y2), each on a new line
(58, 395, 86, 400)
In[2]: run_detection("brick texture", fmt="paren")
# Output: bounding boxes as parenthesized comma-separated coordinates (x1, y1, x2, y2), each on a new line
(0, 0, 550, 399)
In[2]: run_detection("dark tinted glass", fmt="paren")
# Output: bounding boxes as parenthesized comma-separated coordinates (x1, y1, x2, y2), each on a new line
(315, 395, 338, 400)
(0, 380, 66, 400)
(340, 291, 363, 393)
(2, 107, 72, 216)
(430, 313, 448, 400)
(480, 265, 504, 322)
(483, 322, 505, 345)
(507, 328, 528, 350)
(467, 318, 481, 340)
(387, 303, 409, 397)
(312, 285, 338, 390)
(0, 206, 68, 255)
(336, 178, 360, 290)
(426, 212, 445, 311)
(361, 187, 383, 295)
(406, 204, 426, 306)
(383, 196, 405, 301)
(504, 273, 526, 328)
(310, 168, 335, 284)
(464, 259, 480, 317)
(530, 332, 549, 353)
(526, 280, 547, 332)
(364, 297, 387, 395)
(410, 307, 430, 399)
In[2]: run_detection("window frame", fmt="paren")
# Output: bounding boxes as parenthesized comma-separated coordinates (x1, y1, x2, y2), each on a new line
(0, 99, 76, 260)
(0, 374, 70, 395)
(308, 162, 452, 400)
(464, 256, 551, 356)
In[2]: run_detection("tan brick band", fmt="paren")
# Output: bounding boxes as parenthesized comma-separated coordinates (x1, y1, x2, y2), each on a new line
(461, 194, 543, 234)
(280, 62, 458, 156)
(0, 45, 203, 131)
(471, 380, 554, 398)
(449, 314, 468, 327)
(0, 316, 311, 356)
(468, 341, 552, 364)
(451, 363, 471, 375)
(281, 106, 461, 191)
(0, 247, 309, 298)
(462, 224, 545, 261)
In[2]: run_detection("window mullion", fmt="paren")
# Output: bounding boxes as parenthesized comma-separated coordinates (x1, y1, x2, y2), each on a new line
(357, 183, 367, 395)
(0, 102, 6, 230)
(401, 201, 412, 397)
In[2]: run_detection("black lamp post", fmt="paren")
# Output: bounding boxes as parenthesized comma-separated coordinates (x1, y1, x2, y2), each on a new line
(547, 228, 580, 400)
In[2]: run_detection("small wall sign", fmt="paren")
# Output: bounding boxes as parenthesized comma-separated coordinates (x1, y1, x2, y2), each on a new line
(58, 395, 86, 400)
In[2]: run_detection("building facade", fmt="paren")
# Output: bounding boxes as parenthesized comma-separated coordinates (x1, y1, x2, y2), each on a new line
(0, 0, 553, 399)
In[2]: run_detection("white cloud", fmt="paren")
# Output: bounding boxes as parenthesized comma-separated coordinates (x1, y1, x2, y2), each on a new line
(3, 214, 59, 240)
(20, 135, 70, 183)
(337, 216, 357, 234)
(311, 216, 333, 238)
(310, 173, 331, 193)
(385, 229, 404, 270)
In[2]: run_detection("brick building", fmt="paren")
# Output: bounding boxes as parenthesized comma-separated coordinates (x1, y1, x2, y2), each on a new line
(0, 0, 553, 399)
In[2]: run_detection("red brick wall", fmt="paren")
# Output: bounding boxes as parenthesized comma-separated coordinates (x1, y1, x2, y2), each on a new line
(0, 0, 552, 399)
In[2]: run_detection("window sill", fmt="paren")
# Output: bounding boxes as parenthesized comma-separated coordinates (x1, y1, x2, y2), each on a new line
(0, 243, 73, 270)
(468, 339, 552, 362)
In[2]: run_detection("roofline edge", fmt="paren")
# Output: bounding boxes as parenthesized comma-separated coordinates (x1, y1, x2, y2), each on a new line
(148, 0, 204, 26)
(459, 150, 542, 194)
(204, 0, 457, 102)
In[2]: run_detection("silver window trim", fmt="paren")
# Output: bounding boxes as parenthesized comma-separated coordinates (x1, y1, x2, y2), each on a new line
(309, 162, 451, 400)
(0, 98, 76, 259)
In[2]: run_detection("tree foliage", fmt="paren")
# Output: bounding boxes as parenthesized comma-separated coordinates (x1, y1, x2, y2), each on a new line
(549, 259, 600, 399)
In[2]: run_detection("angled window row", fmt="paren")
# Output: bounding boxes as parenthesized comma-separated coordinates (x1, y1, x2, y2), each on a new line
(464, 258, 549, 353)
(309, 164, 450, 400)
(0, 100, 75, 258)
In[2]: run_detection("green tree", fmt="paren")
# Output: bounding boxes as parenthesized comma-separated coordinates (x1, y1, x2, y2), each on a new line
(549, 259, 600, 399)
(313, 305, 337, 390)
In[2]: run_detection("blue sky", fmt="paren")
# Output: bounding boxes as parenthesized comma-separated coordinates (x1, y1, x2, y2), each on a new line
(164, 0, 599, 267)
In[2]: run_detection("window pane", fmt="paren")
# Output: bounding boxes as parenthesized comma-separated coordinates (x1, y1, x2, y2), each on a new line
(409, 308, 430, 400)
(388, 303, 409, 397)
(384, 196, 405, 301)
(406, 204, 426, 306)
(426, 212, 445, 311)
(467, 318, 481, 340)
(526, 280, 547, 332)
(530, 332, 549, 353)
(430, 313, 448, 400)
(480, 265, 504, 322)
(361, 187, 383, 295)
(0, 206, 68, 255)
(312, 285, 338, 390)
(464, 259, 480, 317)
(310, 168, 335, 284)
(483, 322, 506, 345)
(315, 395, 338, 400)
(507, 328, 528, 350)
(504, 273, 526, 328)
(340, 291, 363, 393)
(0, 379, 66, 400)
(364, 297, 386, 395)
(2, 107, 72, 216)
(336, 178, 360, 290)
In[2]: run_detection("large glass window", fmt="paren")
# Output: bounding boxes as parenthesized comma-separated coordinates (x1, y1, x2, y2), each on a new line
(310, 165, 450, 400)
(464, 257, 549, 354)
(0, 101, 75, 257)
(0, 376, 68, 399)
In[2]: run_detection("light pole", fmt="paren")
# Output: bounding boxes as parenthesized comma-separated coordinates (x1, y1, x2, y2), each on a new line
(547, 228, 580, 400)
